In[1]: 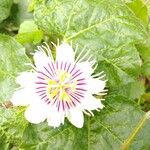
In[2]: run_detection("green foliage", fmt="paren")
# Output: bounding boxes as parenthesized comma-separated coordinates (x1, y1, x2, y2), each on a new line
(0, 34, 31, 102)
(0, 0, 13, 23)
(136, 39, 150, 77)
(0, 0, 150, 150)
(0, 96, 150, 150)
(126, 0, 148, 26)
(10, 0, 33, 27)
(109, 80, 145, 100)
(15, 20, 43, 44)
(34, 0, 147, 87)
(0, 107, 28, 149)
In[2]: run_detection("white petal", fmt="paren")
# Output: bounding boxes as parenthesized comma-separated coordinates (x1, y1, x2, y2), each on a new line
(82, 95, 104, 110)
(33, 51, 52, 69)
(16, 72, 36, 88)
(77, 62, 93, 76)
(67, 109, 84, 128)
(47, 107, 64, 128)
(10, 88, 38, 106)
(56, 43, 75, 62)
(25, 102, 48, 124)
(88, 78, 106, 94)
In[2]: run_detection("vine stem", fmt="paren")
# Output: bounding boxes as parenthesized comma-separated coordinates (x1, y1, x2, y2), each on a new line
(121, 111, 150, 150)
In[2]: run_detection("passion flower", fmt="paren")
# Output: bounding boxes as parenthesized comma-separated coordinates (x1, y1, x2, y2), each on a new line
(11, 42, 107, 128)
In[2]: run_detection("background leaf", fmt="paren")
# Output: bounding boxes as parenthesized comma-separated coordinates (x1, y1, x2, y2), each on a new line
(0, 0, 13, 23)
(34, 0, 147, 87)
(126, 0, 148, 26)
(0, 96, 150, 150)
(109, 80, 145, 100)
(15, 20, 43, 44)
(10, 0, 33, 27)
(0, 34, 31, 102)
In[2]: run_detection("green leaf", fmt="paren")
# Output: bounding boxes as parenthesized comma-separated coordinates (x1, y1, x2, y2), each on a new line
(0, 0, 13, 23)
(141, 61, 150, 76)
(34, 0, 147, 87)
(18, 20, 39, 33)
(1, 96, 150, 150)
(145, 0, 150, 16)
(0, 34, 31, 102)
(11, 0, 33, 26)
(136, 39, 150, 77)
(126, 0, 148, 26)
(109, 80, 145, 100)
(15, 20, 43, 44)
(0, 107, 28, 149)
(136, 41, 150, 61)
(0, 0, 33, 35)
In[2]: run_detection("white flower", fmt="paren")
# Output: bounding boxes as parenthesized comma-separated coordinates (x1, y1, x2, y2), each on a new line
(11, 42, 107, 128)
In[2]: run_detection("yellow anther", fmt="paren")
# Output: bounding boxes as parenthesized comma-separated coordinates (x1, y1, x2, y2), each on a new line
(50, 89, 59, 98)
(60, 90, 71, 102)
(64, 81, 77, 92)
(48, 80, 58, 85)
(59, 71, 71, 82)
(46, 71, 76, 102)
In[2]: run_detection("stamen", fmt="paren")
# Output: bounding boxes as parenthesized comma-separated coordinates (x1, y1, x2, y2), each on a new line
(77, 50, 90, 63)
(57, 38, 60, 46)
(86, 55, 94, 62)
(100, 98, 105, 101)
(83, 110, 91, 116)
(74, 43, 79, 55)
(75, 46, 86, 63)
(42, 42, 53, 59)
(95, 108, 100, 112)
(101, 89, 108, 92)
(24, 63, 37, 70)
(93, 64, 98, 71)
(37, 46, 45, 53)
(89, 59, 96, 65)
(51, 41, 57, 48)
(98, 74, 106, 79)
(92, 71, 104, 78)
(97, 93, 107, 96)
(88, 110, 94, 116)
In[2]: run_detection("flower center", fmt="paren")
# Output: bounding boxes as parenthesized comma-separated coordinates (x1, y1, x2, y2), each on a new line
(47, 71, 77, 102)
(35, 61, 87, 111)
